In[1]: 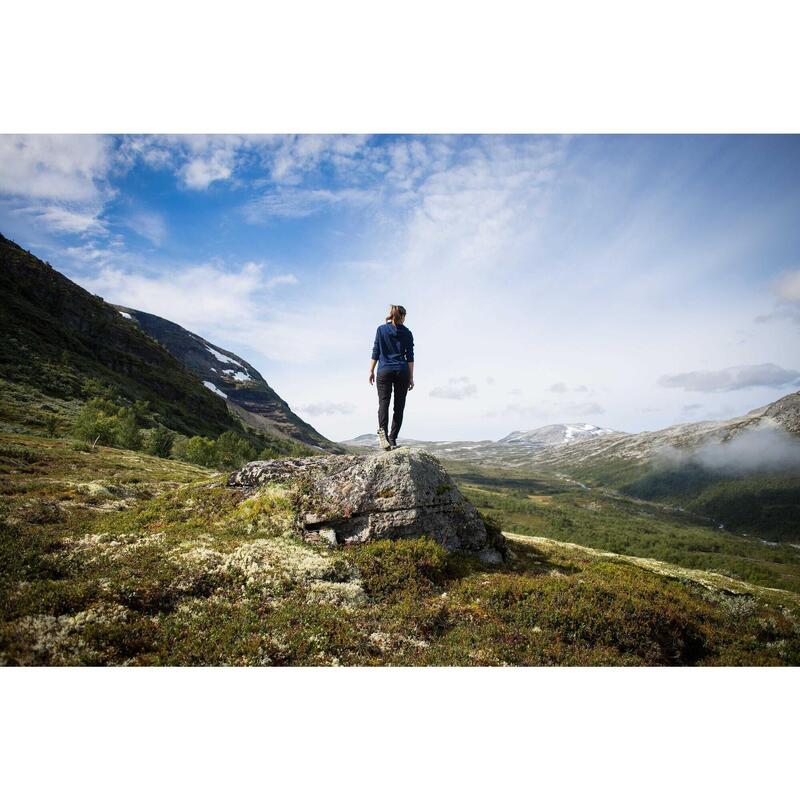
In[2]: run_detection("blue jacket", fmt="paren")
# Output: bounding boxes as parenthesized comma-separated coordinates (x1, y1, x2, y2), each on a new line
(372, 323, 414, 372)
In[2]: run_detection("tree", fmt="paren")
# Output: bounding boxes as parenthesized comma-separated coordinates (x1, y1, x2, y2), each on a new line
(145, 427, 175, 458)
(132, 400, 153, 426)
(80, 378, 117, 401)
(215, 431, 256, 469)
(72, 398, 120, 446)
(183, 436, 218, 467)
(115, 407, 142, 450)
(44, 414, 59, 438)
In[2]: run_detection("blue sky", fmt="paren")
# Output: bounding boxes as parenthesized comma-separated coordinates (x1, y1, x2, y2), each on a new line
(1, 134, 799, 441)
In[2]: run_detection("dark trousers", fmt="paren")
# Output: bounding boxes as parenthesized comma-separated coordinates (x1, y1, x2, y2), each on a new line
(377, 368, 410, 441)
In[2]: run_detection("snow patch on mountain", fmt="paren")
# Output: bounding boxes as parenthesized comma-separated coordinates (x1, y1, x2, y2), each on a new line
(222, 368, 251, 382)
(202, 380, 227, 399)
(500, 423, 616, 448)
(204, 344, 244, 370)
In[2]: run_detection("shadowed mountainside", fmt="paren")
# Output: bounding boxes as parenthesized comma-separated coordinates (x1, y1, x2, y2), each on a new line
(114, 306, 343, 453)
(0, 233, 232, 437)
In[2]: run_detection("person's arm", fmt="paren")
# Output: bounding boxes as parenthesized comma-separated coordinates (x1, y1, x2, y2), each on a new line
(406, 330, 414, 390)
(369, 329, 380, 385)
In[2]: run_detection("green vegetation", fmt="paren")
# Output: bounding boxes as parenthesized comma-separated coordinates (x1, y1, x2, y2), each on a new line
(0, 234, 240, 438)
(2, 367, 317, 475)
(1, 431, 798, 666)
(545, 453, 800, 543)
(172, 429, 310, 471)
(71, 397, 147, 450)
(621, 467, 800, 541)
(444, 460, 800, 594)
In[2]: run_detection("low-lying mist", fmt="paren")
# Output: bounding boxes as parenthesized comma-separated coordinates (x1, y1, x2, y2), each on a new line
(655, 424, 800, 476)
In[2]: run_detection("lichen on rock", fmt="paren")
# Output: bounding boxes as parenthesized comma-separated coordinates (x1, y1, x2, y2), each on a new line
(228, 448, 506, 562)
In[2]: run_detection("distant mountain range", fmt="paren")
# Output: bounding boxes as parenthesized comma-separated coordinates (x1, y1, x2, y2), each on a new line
(114, 306, 342, 452)
(498, 423, 616, 447)
(340, 422, 620, 462)
(342, 395, 800, 541)
(341, 395, 800, 472)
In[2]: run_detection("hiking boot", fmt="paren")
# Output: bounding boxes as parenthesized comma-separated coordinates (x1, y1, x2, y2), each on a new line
(377, 427, 391, 451)
(388, 437, 398, 449)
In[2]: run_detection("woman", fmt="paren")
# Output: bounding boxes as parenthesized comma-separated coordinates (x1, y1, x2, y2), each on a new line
(369, 304, 415, 450)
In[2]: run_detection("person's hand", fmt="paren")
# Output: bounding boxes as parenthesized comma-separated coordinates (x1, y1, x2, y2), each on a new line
(369, 371, 375, 385)
(408, 379, 415, 391)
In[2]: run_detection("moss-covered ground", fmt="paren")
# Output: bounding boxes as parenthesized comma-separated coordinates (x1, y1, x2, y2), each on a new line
(2, 432, 799, 666)
(446, 461, 800, 594)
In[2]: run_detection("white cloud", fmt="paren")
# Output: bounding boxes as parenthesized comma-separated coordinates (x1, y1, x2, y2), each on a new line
(757, 269, 800, 325)
(775, 270, 800, 303)
(430, 377, 478, 400)
(504, 401, 605, 418)
(0, 135, 111, 201)
(74, 259, 320, 365)
(80, 261, 265, 325)
(64, 243, 121, 264)
(119, 134, 246, 191)
(658, 363, 800, 392)
(180, 150, 236, 190)
(125, 211, 167, 245)
(244, 187, 377, 221)
(264, 134, 371, 185)
(296, 402, 356, 416)
(263, 273, 298, 290)
(0, 135, 113, 236)
(19, 203, 106, 234)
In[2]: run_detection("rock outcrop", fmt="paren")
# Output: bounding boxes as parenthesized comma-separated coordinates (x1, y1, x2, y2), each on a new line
(228, 449, 506, 562)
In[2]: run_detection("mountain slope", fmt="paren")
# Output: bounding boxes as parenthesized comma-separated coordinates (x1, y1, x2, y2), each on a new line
(499, 423, 616, 448)
(114, 306, 342, 453)
(343, 394, 800, 541)
(342, 396, 800, 470)
(0, 233, 232, 437)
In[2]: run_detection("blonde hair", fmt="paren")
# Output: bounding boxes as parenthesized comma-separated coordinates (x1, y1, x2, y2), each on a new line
(386, 304, 407, 325)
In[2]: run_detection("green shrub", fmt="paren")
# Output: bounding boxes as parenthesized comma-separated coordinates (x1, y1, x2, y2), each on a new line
(347, 538, 451, 600)
(114, 407, 142, 450)
(215, 431, 256, 469)
(80, 378, 117, 401)
(44, 414, 59, 437)
(182, 435, 218, 467)
(257, 437, 311, 459)
(132, 399, 154, 426)
(145, 427, 175, 458)
(72, 398, 121, 446)
(0, 443, 37, 464)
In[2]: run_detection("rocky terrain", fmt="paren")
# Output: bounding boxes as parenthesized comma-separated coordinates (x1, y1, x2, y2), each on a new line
(115, 306, 342, 453)
(229, 449, 506, 561)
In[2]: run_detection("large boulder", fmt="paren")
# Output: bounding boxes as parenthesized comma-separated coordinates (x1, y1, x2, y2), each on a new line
(228, 449, 506, 562)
